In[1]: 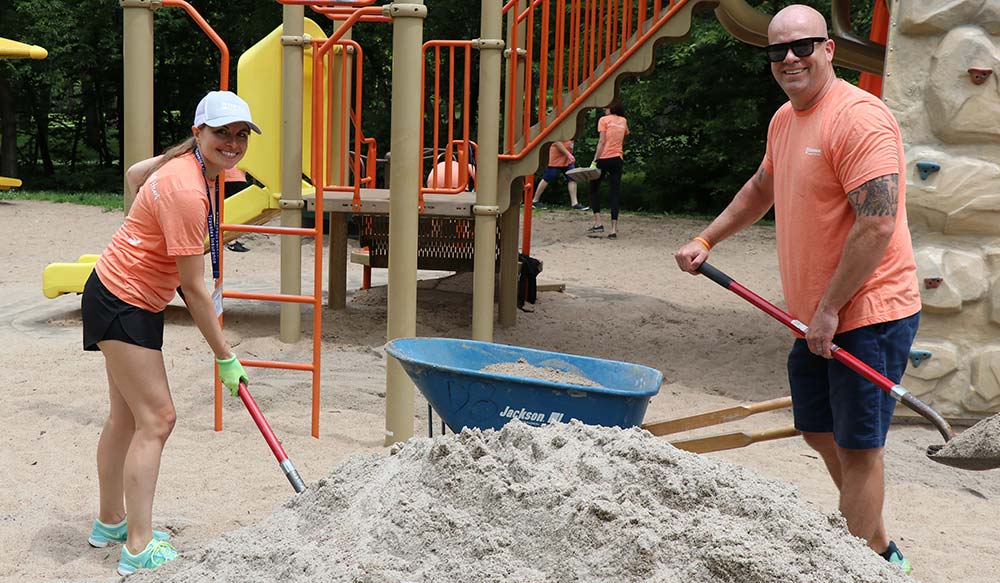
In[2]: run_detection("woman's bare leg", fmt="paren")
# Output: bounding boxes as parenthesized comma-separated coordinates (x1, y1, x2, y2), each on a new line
(96, 359, 135, 525)
(98, 340, 176, 554)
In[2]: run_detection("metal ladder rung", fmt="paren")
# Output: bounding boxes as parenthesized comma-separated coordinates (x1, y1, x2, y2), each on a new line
(223, 290, 319, 305)
(221, 223, 318, 237)
(239, 358, 316, 372)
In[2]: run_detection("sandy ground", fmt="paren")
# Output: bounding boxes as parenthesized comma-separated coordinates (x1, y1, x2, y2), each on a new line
(2, 199, 998, 582)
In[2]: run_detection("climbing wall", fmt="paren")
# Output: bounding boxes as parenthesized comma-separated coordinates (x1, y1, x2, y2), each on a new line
(882, 0, 1000, 416)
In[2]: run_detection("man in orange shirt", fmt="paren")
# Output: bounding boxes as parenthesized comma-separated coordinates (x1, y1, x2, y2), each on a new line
(673, 5, 918, 575)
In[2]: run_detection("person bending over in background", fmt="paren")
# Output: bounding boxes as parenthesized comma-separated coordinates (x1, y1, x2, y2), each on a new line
(587, 101, 629, 240)
(83, 90, 254, 576)
(673, 5, 919, 575)
(531, 140, 587, 211)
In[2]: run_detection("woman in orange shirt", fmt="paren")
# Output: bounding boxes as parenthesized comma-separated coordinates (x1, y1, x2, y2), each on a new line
(588, 101, 629, 240)
(82, 91, 255, 575)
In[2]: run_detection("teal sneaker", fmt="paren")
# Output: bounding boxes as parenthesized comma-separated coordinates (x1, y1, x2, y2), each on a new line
(88, 518, 170, 548)
(881, 540, 912, 575)
(117, 539, 178, 576)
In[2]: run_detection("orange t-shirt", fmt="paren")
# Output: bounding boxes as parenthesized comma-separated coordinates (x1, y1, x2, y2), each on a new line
(597, 115, 628, 160)
(548, 141, 574, 167)
(96, 152, 213, 313)
(762, 80, 920, 332)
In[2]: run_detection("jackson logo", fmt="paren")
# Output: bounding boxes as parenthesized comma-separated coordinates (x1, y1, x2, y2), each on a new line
(499, 406, 565, 425)
(804, 146, 822, 156)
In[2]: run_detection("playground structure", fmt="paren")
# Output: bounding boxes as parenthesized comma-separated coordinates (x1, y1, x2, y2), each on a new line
(37, 0, 1000, 443)
(0, 36, 48, 191)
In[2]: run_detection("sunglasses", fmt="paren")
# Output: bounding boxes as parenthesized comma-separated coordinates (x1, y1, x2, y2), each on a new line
(765, 37, 827, 63)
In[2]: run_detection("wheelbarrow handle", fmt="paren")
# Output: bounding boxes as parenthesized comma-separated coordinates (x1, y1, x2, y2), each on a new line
(695, 262, 955, 442)
(670, 425, 800, 454)
(642, 396, 792, 437)
(238, 382, 307, 494)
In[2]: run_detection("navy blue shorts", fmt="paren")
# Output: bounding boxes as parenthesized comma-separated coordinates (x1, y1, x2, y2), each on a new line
(82, 270, 164, 352)
(541, 164, 575, 183)
(788, 312, 919, 450)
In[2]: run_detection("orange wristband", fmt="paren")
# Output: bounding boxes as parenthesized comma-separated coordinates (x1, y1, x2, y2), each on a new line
(693, 236, 713, 251)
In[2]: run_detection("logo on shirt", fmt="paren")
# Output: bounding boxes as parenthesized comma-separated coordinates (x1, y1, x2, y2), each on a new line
(127, 236, 142, 246)
(149, 177, 161, 201)
(804, 146, 822, 157)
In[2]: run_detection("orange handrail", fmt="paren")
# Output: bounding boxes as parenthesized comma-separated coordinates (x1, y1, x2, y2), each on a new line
(162, 0, 229, 90)
(501, 0, 689, 161)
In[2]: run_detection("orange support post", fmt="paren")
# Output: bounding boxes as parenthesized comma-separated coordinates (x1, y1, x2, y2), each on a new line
(858, 0, 889, 98)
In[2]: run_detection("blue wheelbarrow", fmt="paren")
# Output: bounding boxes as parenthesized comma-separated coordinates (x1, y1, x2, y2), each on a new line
(385, 338, 800, 453)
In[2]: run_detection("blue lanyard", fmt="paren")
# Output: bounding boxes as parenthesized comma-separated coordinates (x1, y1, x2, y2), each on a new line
(193, 147, 221, 279)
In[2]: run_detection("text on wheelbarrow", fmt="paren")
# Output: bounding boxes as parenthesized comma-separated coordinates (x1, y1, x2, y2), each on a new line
(500, 406, 567, 425)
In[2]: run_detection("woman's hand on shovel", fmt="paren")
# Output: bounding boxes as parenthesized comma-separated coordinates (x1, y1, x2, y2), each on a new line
(216, 355, 249, 396)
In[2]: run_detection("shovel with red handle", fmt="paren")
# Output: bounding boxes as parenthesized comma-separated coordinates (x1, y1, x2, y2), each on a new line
(690, 262, 1000, 471)
(237, 381, 306, 493)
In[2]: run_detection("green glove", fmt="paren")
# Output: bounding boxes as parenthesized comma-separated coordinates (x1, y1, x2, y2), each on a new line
(216, 355, 248, 397)
(589, 159, 598, 169)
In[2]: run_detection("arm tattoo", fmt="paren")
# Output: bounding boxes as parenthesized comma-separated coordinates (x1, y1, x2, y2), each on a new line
(846, 174, 898, 217)
(755, 166, 767, 184)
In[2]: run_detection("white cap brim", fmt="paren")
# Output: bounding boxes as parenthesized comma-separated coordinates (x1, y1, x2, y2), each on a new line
(205, 116, 262, 135)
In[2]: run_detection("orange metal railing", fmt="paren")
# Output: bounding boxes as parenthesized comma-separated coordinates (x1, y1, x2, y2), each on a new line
(162, 0, 229, 90)
(500, 0, 688, 161)
(420, 40, 476, 211)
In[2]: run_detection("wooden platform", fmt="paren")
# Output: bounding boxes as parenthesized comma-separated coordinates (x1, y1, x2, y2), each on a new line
(304, 188, 475, 217)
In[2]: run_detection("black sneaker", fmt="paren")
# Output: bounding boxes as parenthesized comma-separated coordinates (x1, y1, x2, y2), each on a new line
(586, 225, 604, 233)
(571, 203, 590, 211)
(607, 233, 618, 240)
(532, 202, 547, 210)
(226, 240, 250, 252)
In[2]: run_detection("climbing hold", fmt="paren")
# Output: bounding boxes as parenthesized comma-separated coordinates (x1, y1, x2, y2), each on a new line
(968, 67, 992, 85)
(924, 277, 943, 289)
(909, 349, 932, 368)
(915, 161, 940, 181)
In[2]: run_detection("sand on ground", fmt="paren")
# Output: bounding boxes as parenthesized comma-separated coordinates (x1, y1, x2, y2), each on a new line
(2, 200, 998, 582)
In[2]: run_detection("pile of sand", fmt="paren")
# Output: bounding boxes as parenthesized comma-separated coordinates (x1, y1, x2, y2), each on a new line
(934, 413, 1000, 460)
(482, 358, 603, 387)
(134, 421, 906, 583)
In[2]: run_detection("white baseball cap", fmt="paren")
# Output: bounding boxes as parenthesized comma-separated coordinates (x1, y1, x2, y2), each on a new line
(193, 91, 262, 134)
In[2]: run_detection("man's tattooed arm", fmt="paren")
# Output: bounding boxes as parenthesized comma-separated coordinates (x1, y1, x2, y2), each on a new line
(846, 174, 898, 217)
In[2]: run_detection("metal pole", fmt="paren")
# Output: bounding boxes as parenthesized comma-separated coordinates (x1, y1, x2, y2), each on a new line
(279, 5, 305, 343)
(328, 24, 351, 310)
(471, 2, 505, 341)
(384, 1, 427, 446)
(120, 0, 157, 213)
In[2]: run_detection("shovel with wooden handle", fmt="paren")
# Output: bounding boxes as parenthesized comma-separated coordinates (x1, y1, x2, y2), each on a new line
(642, 396, 792, 437)
(670, 426, 801, 454)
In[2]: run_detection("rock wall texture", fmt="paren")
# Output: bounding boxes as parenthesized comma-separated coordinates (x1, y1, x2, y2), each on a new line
(884, 0, 1000, 416)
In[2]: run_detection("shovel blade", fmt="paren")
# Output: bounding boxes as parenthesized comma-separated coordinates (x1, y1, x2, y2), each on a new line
(925, 444, 1000, 471)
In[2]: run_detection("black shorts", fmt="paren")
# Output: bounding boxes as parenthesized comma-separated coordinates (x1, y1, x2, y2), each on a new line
(82, 270, 164, 351)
